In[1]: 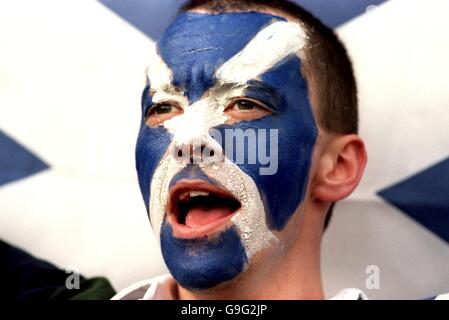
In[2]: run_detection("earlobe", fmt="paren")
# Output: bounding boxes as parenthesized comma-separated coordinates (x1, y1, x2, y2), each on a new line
(312, 134, 367, 202)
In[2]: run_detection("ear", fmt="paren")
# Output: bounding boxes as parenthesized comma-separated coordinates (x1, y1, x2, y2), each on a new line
(312, 134, 367, 202)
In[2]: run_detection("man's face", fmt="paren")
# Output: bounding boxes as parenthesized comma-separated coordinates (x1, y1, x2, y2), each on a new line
(136, 11, 318, 290)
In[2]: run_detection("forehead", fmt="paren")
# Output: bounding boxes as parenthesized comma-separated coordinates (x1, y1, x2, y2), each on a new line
(158, 12, 285, 61)
(157, 12, 290, 102)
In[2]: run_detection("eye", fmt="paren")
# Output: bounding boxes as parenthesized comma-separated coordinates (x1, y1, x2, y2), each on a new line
(153, 104, 175, 115)
(233, 100, 257, 111)
(224, 98, 272, 123)
(146, 102, 183, 127)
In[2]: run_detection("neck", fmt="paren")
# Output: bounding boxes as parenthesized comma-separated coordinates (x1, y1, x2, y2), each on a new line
(177, 207, 325, 300)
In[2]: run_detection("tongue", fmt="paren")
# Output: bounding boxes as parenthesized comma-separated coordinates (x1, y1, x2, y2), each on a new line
(185, 205, 233, 228)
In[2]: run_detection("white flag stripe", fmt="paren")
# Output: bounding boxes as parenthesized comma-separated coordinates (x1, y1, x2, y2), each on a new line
(0, 0, 448, 298)
(322, 0, 449, 299)
(0, 0, 153, 181)
(337, 0, 449, 198)
(0, 0, 167, 291)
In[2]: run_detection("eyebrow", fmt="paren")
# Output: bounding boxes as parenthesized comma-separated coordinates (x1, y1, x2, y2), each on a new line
(145, 78, 183, 96)
(216, 79, 282, 110)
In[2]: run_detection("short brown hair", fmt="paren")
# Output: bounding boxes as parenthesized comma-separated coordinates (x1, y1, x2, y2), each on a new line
(180, 0, 358, 134)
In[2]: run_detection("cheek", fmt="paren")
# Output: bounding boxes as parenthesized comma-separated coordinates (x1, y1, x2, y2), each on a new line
(268, 114, 317, 229)
(214, 112, 317, 230)
(248, 56, 318, 230)
(135, 125, 172, 213)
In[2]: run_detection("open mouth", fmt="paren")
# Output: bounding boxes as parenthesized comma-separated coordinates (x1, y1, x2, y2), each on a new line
(167, 180, 241, 238)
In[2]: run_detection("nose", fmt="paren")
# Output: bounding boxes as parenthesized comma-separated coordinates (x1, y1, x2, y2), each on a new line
(173, 143, 220, 164)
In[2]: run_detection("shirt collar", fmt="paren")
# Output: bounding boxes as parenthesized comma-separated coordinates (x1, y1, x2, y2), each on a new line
(112, 274, 368, 300)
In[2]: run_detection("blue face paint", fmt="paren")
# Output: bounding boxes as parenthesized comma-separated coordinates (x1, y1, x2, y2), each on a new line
(157, 12, 282, 103)
(169, 164, 222, 189)
(136, 12, 282, 214)
(214, 55, 318, 230)
(135, 11, 318, 290)
(160, 222, 247, 290)
(135, 86, 172, 213)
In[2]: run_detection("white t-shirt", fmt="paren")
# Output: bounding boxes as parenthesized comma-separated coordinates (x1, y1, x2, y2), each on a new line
(111, 274, 369, 300)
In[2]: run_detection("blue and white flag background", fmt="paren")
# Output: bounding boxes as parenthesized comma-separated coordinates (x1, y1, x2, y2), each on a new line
(1, 0, 448, 299)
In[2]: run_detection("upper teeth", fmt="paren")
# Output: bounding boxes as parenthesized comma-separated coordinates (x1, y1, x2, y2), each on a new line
(189, 191, 210, 197)
(178, 190, 210, 201)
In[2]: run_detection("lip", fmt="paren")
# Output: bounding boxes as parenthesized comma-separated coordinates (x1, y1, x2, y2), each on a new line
(167, 179, 240, 239)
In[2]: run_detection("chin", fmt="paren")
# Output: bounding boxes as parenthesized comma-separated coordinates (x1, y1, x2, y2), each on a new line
(160, 221, 248, 291)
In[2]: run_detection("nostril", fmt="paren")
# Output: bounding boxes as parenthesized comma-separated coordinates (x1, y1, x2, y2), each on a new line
(209, 149, 215, 157)
(199, 145, 214, 159)
(174, 144, 194, 163)
(174, 144, 220, 164)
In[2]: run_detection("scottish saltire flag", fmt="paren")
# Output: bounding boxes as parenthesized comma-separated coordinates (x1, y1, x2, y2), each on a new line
(0, 0, 448, 299)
